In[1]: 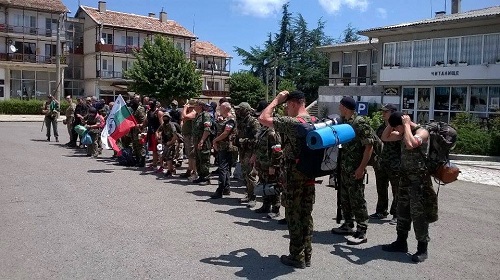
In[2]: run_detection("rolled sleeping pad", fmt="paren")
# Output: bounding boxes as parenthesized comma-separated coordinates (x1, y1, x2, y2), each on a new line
(74, 124, 87, 137)
(306, 124, 355, 150)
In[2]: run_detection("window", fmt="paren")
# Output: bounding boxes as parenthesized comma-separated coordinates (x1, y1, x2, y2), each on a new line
(342, 52, 352, 85)
(370, 50, 378, 85)
(489, 87, 500, 114)
(395, 41, 412, 67)
(402, 87, 416, 110)
(450, 87, 467, 111)
(357, 51, 368, 84)
(461, 35, 482, 65)
(383, 43, 395, 66)
(331, 61, 339, 75)
(447, 38, 460, 64)
(102, 33, 113, 44)
(413, 39, 432, 67)
(207, 81, 219, 91)
(176, 42, 183, 51)
(126, 36, 134, 46)
(45, 44, 56, 57)
(432, 38, 445, 65)
(434, 87, 450, 111)
(416, 88, 431, 123)
(14, 14, 22, 26)
(484, 34, 500, 64)
(102, 59, 108, 70)
(122, 61, 128, 72)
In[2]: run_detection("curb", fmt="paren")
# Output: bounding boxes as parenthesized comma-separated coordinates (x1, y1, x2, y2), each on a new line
(450, 154, 500, 163)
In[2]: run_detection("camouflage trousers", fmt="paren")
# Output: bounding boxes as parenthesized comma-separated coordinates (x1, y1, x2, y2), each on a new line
(397, 172, 437, 242)
(195, 148, 211, 178)
(131, 127, 146, 159)
(240, 150, 257, 197)
(340, 170, 369, 230)
(283, 163, 315, 262)
(44, 116, 59, 138)
(256, 165, 280, 209)
(86, 129, 101, 157)
(374, 167, 400, 216)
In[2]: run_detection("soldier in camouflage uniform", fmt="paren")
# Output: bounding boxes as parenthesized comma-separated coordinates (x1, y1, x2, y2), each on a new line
(42, 94, 60, 142)
(259, 90, 315, 269)
(129, 96, 147, 167)
(64, 95, 76, 146)
(331, 96, 374, 246)
(210, 102, 236, 198)
(382, 112, 436, 263)
(235, 102, 260, 208)
(371, 104, 401, 224)
(191, 100, 213, 184)
(156, 113, 180, 177)
(252, 101, 282, 217)
(83, 107, 102, 158)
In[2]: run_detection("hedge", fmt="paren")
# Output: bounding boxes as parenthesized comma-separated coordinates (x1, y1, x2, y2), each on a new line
(0, 99, 69, 115)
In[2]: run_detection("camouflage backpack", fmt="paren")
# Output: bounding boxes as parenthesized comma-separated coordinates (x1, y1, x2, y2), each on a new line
(423, 121, 459, 184)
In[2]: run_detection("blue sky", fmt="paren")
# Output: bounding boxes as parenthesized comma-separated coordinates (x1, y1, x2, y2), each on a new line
(65, 0, 500, 72)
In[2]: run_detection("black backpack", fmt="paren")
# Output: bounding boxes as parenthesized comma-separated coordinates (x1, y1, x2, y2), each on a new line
(295, 115, 341, 178)
(117, 147, 136, 166)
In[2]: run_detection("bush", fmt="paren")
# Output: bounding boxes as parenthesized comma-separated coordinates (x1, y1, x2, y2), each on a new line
(450, 112, 500, 156)
(0, 99, 70, 115)
(366, 111, 383, 131)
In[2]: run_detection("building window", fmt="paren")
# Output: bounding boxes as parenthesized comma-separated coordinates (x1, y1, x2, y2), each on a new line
(102, 59, 108, 70)
(357, 51, 368, 84)
(450, 87, 467, 112)
(489, 87, 500, 114)
(342, 52, 352, 85)
(413, 39, 432, 67)
(371, 49, 378, 85)
(331, 61, 339, 75)
(102, 33, 113, 44)
(461, 35, 482, 65)
(432, 38, 445, 65)
(395, 41, 412, 67)
(484, 34, 500, 64)
(207, 81, 219, 91)
(447, 37, 460, 64)
(383, 43, 395, 66)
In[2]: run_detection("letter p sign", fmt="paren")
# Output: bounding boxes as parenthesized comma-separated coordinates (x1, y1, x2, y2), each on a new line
(357, 102, 368, 116)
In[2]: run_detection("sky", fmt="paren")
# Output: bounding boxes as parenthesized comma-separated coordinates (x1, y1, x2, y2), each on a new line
(64, 0, 500, 72)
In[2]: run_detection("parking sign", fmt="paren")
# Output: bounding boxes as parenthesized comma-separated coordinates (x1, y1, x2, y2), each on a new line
(357, 102, 368, 116)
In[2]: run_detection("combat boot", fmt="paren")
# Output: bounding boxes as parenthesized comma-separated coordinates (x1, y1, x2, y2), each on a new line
(346, 227, 367, 245)
(246, 195, 257, 208)
(55, 137, 59, 142)
(280, 255, 305, 269)
(412, 242, 428, 263)
(255, 203, 271, 213)
(331, 222, 355, 235)
(267, 206, 280, 219)
(46, 136, 50, 142)
(304, 254, 311, 267)
(382, 231, 408, 252)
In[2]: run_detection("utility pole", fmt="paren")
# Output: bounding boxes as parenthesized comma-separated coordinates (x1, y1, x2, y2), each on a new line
(272, 52, 287, 97)
(55, 13, 64, 103)
(265, 68, 269, 102)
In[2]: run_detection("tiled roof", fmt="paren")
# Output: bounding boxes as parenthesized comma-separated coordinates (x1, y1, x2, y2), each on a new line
(192, 41, 231, 58)
(0, 0, 68, 13)
(79, 6, 196, 39)
(317, 39, 378, 49)
(360, 6, 500, 35)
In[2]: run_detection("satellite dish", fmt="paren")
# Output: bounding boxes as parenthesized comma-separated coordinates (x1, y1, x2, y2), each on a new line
(100, 38, 105, 44)
(9, 45, 17, 52)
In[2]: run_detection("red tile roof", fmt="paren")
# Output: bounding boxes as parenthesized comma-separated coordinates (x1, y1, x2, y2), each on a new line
(0, 0, 68, 13)
(79, 6, 196, 39)
(192, 41, 231, 58)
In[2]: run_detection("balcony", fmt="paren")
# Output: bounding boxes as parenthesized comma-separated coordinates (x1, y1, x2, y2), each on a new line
(95, 43, 140, 54)
(201, 90, 229, 97)
(0, 24, 61, 37)
(98, 70, 124, 79)
(328, 77, 376, 86)
(0, 53, 67, 64)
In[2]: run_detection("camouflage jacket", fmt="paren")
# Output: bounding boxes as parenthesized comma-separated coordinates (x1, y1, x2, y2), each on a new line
(133, 105, 146, 125)
(341, 113, 376, 173)
(192, 111, 212, 145)
(273, 114, 313, 161)
(215, 115, 236, 151)
(401, 125, 429, 173)
(255, 126, 282, 169)
(65, 102, 76, 119)
(44, 100, 60, 118)
(236, 114, 260, 150)
(157, 122, 176, 144)
(376, 123, 401, 171)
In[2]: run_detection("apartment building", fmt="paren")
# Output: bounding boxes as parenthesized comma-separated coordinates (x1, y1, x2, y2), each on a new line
(75, 1, 196, 102)
(318, 1, 500, 123)
(0, 0, 68, 100)
(191, 41, 231, 100)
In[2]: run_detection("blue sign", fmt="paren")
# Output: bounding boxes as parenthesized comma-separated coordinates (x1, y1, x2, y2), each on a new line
(357, 102, 368, 116)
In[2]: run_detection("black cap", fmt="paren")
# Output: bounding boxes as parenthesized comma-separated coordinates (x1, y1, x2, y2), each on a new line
(255, 100, 268, 115)
(388, 112, 404, 127)
(285, 90, 305, 101)
(340, 96, 356, 111)
(380, 103, 398, 112)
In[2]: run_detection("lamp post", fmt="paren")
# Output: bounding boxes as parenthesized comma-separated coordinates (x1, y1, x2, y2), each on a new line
(55, 12, 65, 103)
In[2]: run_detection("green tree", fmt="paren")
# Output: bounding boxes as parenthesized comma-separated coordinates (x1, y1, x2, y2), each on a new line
(125, 35, 201, 100)
(229, 72, 266, 107)
(340, 23, 361, 43)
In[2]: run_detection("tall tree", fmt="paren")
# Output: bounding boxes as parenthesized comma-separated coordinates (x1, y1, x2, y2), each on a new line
(340, 23, 361, 43)
(125, 35, 201, 100)
(228, 71, 266, 107)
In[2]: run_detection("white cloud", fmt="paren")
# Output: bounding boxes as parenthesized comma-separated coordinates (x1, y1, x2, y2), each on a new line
(318, 0, 369, 14)
(376, 7, 387, 19)
(233, 0, 287, 18)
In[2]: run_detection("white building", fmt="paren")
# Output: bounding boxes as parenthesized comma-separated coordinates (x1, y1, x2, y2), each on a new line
(318, 1, 500, 123)
(0, 0, 68, 100)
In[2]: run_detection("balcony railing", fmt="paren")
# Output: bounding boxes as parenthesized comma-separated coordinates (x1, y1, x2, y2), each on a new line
(95, 43, 140, 54)
(0, 24, 62, 37)
(201, 90, 230, 97)
(0, 53, 66, 64)
(328, 77, 376, 86)
(98, 70, 123, 79)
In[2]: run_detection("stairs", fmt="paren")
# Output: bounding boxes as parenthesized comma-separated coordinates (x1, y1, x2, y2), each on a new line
(306, 100, 319, 116)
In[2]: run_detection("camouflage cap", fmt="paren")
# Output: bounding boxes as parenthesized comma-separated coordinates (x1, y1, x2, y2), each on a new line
(171, 100, 178, 106)
(234, 102, 253, 111)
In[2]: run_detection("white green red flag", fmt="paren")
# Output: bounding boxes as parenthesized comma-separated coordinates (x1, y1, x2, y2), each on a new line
(101, 95, 136, 155)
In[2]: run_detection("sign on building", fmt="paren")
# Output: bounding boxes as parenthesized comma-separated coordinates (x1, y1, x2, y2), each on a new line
(357, 102, 368, 116)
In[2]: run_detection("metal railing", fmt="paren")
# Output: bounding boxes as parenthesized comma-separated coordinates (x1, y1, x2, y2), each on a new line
(0, 24, 62, 37)
(99, 70, 123, 79)
(95, 43, 139, 54)
(0, 53, 66, 64)
(328, 77, 376, 86)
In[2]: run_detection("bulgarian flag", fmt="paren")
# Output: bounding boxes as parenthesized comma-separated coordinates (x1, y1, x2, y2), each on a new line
(101, 95, 137, 155)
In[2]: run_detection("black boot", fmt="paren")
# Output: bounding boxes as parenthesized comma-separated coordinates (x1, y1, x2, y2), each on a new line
(210, 190, 223, 199)
(382, 231, 408, 252)
(305, 253, 311, 267)
(412, 242, 428, 263)
(255, 203, 271, 213)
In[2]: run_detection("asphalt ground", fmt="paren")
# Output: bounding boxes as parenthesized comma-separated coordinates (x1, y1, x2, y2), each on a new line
(1, 122, 499, 279)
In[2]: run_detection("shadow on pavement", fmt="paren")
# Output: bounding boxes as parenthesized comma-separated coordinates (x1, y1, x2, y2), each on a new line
(200, 248, 294, 279)
(234, 219, 286, 232)
(30, 139, 50, 142)
(312, 230, 351, 245)
(331, 244, 414, 265)
(87, 169, 114, 174)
